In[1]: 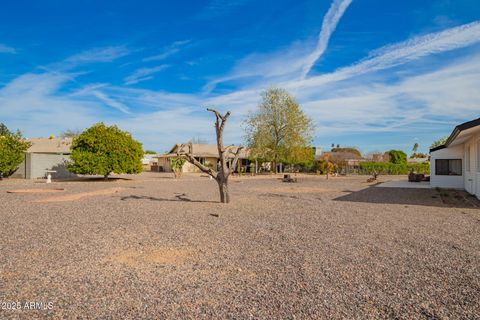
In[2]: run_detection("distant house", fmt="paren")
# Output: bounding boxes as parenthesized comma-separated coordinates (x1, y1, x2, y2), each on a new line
(407, 157, 429, 164)
(142, 153, 161, 171)
(12, 137, 76, 179)
(321, 151, 364, 166)
(430, 118, 480, 199)
(156, 143, 250, 173)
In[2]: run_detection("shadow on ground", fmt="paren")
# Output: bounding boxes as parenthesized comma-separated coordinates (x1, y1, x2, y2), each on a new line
(334, 186, 479, 208)
(120, 193, 217, 203)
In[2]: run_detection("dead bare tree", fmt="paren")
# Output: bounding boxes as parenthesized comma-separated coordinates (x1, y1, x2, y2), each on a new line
(176, 108, 244, 203)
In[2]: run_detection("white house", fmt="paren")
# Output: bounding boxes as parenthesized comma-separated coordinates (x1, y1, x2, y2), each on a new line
(430, 118, 480, 199)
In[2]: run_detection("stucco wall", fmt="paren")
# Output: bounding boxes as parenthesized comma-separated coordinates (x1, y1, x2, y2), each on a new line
(430, 144, 464, 189)
(28, 153, 76, 179)
(182, 157, 218, 173)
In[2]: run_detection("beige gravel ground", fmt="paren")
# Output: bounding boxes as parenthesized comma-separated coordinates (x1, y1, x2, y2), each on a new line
(0, 172, 479, 319)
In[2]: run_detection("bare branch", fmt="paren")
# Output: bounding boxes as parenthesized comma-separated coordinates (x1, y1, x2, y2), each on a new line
(176, 143, 218, 179)
(229, 146, 245, 178)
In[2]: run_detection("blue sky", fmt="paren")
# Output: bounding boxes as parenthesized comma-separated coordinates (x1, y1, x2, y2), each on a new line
(0, 0, 479, 154)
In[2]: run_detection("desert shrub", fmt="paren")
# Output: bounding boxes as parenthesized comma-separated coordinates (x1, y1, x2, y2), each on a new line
(317, 160, 337, 174)
(168, 157, 186, 179)
(359, 162, 430, 175)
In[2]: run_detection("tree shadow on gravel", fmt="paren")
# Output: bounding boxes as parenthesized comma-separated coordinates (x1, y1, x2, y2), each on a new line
(334, 186, 479, 208)
(120, 193, 217, 203)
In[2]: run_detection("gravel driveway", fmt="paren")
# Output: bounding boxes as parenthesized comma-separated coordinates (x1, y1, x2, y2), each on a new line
(0, 173, 479, 319)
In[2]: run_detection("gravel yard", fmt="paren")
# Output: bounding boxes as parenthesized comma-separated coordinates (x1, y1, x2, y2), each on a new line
(0, 172, 479, 319)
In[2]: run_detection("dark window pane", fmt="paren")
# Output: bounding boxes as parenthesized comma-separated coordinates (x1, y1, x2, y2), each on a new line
(435, 159, 462, 175)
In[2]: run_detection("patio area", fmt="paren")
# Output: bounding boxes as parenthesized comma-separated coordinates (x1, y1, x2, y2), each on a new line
(376, 180, 431, 189)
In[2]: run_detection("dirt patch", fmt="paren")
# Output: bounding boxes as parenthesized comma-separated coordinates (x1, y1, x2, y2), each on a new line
(34, 187, 125, 203)
(255, 186, 336, 193)
(7, 188, 65, 193)
(109, 248, 192, 267)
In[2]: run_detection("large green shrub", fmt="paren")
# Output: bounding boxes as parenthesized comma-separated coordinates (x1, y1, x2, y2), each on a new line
(67, 123, 143, 178)
(387, 150, 407, 164)
(359, 162, 429, 175)
(0, 124, 31, 178)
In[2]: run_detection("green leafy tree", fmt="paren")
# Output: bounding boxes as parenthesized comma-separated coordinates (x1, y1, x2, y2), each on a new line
(284, 146, 315, 171)
(67, 123, 143, 179)
(144, 150, 157, 154)
(0, 124, 31, 178)
(430, 136, 448, 149)
(387, 150, 407, 164)
(168, 157, 186, 179)
(244, 88, 315, 173)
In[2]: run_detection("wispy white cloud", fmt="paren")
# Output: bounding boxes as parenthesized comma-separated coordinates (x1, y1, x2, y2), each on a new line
(65, 46, 130, 64)
(46, 46, 131, 71)
(301, 0, 353, 79)
(0, 44, 16, 54)
(91, 91, 131, 114)
(203, 42, 311, 92)
(293, 20, 480, 89)
(124, 65, 169, 85)
(142, 40, 190, 62)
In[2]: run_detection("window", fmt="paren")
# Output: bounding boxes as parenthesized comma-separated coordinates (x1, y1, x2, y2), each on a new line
(194, 157, 205, 165)
(435, 159, 462, 176)
(466, 146, 471, 172)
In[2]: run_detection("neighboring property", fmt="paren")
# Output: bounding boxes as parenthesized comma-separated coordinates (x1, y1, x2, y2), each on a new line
(156, 144, 250, 173)
(430, 118, 480, 199)
(11, 137, 76, 179)
(142, 153, 161, 171)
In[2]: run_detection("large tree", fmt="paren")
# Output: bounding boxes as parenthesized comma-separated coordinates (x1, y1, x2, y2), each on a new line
(67, 123, 143, 179)
(244, 88, 314, 173)
(176, 108, 243, 203)
(0, 124, 31, 178)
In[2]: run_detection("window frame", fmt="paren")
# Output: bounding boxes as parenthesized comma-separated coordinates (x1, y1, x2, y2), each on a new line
(435, 159, 462, 176)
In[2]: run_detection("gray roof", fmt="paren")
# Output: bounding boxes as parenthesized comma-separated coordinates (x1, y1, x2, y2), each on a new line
(27, 138, 72, 154)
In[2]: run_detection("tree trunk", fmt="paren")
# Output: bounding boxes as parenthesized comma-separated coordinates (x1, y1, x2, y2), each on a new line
(217, 179, 230, 203)
(104, 174, 109, 180)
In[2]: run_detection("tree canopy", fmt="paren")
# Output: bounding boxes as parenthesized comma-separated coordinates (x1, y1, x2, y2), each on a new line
(243, 88, 314, 172)
(67, 123, 143, 178)
(430, 136, 448, 149)
(0, 123, 31, 177)
(387, 150, 407, 164)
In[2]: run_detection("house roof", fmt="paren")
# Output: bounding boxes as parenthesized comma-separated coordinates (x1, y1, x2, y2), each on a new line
(320, 151, 363, 162)
(27, 137, 73, 154)
(158, 143, 249, 159)
(430, 117, 480, 152)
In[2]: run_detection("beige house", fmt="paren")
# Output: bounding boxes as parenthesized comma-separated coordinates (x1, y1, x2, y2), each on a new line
(12, 137, 76, 179)
(156, 143, 250, 173)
